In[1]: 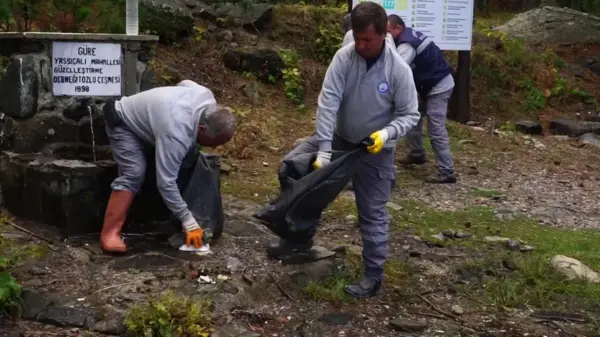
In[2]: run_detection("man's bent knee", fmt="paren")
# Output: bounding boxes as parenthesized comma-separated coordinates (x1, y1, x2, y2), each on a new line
(111, 169, 146, 193)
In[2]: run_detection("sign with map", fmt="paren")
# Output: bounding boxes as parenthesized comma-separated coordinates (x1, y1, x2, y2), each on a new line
(353, 0, 474, 50)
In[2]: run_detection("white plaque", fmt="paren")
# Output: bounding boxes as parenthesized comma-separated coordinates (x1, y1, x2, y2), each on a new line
(353, 0, 475, 51)
(52, 42, 123, 96)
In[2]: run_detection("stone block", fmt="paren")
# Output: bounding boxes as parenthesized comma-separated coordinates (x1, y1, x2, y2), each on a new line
(516, 120, 543, 135)
(0, 54, 40, 120)
(0, 151, 115, 236)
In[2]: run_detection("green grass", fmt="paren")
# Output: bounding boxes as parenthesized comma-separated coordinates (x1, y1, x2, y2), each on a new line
(391, 199, 600, 312)
(304, 243, 418, 304)
(470, 187, 505, 198)
(124, 291, 213, 337)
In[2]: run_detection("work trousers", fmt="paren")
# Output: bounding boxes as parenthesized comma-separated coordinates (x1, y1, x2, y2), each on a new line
(103, 100, 149, 193)
(406, 88, 455, 176)
(282, 133, 395, 280)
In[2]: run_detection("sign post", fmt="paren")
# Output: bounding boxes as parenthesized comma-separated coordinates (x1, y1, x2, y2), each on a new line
(52, 42, 123, 97)
(348, 0, 474, 122)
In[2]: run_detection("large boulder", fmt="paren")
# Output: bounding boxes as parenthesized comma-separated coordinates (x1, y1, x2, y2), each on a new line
(140, 0, 195, 44)
(214, 3, 274, 31)
(223, 48, 284, 83)
(182, 0, 273, 31)
(496, 6, 600, 45)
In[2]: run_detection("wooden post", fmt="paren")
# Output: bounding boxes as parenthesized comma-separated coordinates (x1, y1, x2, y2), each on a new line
(451, 51, 471, 123)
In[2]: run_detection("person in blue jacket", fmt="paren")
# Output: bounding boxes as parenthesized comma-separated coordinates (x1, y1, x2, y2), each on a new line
(387, 15, 457, 184)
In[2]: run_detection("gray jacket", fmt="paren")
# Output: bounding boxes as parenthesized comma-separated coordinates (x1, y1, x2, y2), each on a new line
(316, 40, 420, 152)
(115, 80, 216, 226)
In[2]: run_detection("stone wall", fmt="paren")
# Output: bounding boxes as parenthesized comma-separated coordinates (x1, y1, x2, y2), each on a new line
(0, 32, 166, 237)
(0, 32, 158, 153)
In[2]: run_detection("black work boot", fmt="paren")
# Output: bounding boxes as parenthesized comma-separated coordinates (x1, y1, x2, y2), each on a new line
(344, 277, 382, 299)
(425, 173, 457, 184)
(398, 154, 427, 166)
(266, 238, 314, 259)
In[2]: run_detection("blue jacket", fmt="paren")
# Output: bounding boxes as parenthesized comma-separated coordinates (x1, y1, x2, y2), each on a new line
(394, 27, 452, 96)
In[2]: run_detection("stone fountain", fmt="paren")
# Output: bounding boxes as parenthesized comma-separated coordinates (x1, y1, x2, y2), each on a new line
(0, 32, 179, 237)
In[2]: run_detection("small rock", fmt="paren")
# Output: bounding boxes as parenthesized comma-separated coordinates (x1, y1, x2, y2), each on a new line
(91, 319, 126, 335)
(579, 132, 600, 148)
(520, 245, 535, 252)
(451, 305, 465, 315)
(262, 161, 269, 167)
(550, 255, 600, 283)
(506, 240, 521, 251)
(389, 318, 427, 332)
(226, 256, 243, 273)
(495, 210, 515, 220)
(431, 233, 446, 241)
(455, 231, 473, 239)
(408, 235, 423, 242)
(385, 202, 403, 211)
(23, 279, 44, 287)
(441, 230, 472, 239)
(67, 247, 91, 264)
(216, 30, 233, 42)
(502, 259, 518, 271)
(29, 266, 49, 275)
(220, 162, 232, 174)
(483, 236, 511, 243)
(441, 230, 456, 239)
(515, 120, 542, 135)
(344, 214, 357, 226)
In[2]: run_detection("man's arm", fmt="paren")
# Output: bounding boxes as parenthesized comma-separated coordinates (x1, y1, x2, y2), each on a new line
(396, 44, 417, 65)
(155, 135, 196, 228)
(384, 57, 420, 140)
(315, 49, 349, 152)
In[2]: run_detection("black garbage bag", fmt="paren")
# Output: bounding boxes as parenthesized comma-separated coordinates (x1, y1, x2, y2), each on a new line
(253, 139, 371, 243)
(180, 152, 225, 240)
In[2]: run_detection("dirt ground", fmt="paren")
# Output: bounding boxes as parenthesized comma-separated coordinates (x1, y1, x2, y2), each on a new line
(2, 121, 600, 336)
(2, 20, 600, 336)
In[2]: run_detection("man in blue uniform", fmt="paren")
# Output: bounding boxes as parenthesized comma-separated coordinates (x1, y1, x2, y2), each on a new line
(268, 3, 420, 299)
(387, 15, 457, 184)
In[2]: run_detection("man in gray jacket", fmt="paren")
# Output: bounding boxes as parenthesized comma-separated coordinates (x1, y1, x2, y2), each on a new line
(269, 2, 420, 299)
(100, 80, 236, 254)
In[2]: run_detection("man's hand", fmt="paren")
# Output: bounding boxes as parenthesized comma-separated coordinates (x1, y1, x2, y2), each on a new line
(367, 129, 390, 154)
(312, 151, 332, 170)
(185, 229, 203, 248)
(183, 218, 203, 248)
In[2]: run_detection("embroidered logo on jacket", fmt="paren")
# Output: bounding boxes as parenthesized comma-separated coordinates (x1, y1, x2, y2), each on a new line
(377, 81, 390, 94)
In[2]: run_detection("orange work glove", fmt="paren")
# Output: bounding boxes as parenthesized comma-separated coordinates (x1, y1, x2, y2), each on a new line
(185, 229, 203, 248)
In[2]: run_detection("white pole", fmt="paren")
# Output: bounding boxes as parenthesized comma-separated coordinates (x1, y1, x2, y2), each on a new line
(125, 0, 139, 35)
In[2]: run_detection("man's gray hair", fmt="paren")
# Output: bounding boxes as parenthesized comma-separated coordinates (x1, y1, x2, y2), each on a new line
(201, 104, 236, 137)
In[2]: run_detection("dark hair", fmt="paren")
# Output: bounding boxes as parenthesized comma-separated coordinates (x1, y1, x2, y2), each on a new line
(350, 2, 388, 35)
(388, 14, 405, 27)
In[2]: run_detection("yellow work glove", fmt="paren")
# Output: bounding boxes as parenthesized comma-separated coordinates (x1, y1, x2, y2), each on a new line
(312, 151, 332, 170)
(367, 129, 390, 154)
